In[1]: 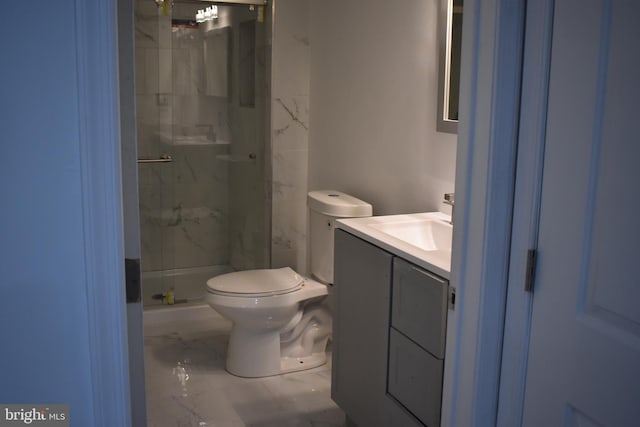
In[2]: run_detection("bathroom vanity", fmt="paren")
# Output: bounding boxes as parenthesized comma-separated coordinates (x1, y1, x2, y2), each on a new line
(331, 213, 453, 427)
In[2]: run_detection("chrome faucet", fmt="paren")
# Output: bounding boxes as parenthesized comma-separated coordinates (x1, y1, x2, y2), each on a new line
(443, 193, 455, 225)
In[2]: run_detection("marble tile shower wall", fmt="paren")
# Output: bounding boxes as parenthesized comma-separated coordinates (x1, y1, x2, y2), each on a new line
(135, 1, 231, 273)
(227, 10, 271, 272)
(134, 0, 309, 277)
(270, 0, 311, 273)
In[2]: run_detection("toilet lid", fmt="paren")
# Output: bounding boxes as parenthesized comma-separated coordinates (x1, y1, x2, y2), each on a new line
(206, 267, 303, 296)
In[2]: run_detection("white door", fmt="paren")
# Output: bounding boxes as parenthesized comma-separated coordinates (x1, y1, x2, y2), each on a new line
(521, 0, 640, 425)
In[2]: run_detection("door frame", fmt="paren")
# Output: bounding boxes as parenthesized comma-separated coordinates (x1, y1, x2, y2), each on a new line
(116, 0, 148, 424)
(496, 0, 554, 425)
(76, 0, 133, 425)
(441, 0, 527, 425)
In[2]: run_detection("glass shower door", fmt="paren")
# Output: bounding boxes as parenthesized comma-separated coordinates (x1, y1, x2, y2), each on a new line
(136, 0, 177, 307)
(135, 0, 271, 308)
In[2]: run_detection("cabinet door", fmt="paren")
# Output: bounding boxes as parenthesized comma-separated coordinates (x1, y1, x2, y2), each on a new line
(391, 258, 448, 359)
(332, 230, 393, 427)
(388, 328, 444, 427)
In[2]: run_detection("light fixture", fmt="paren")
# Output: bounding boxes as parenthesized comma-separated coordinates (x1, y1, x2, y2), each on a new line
(196, 5, 218, 23)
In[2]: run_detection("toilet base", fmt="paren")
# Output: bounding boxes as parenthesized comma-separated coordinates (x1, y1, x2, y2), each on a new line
(226, 351, 328, 378)
(280, 352, 327, 375)
(224, 325, 328, 378)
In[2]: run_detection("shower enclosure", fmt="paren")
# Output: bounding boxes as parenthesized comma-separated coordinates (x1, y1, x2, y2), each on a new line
(134, 0, 271, 308)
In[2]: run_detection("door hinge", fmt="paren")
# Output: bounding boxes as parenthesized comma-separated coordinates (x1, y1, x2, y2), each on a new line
(448, 286, 456, 310)
(125, 258, 141, 303)
(524, 249, 537, 293)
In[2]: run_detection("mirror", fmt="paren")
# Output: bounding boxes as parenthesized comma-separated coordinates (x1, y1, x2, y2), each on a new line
(437, 0, 463, 134)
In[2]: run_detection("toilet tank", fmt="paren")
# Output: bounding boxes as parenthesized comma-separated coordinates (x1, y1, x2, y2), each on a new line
(307, 191, 372, 284)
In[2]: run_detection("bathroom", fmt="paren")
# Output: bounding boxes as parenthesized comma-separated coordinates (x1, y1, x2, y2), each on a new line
(132, 0, 456, 424)
(4, 0, 637, 425)
(131, 0, 640, 422)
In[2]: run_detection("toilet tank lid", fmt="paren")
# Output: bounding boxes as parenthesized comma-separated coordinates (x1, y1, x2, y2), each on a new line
(206, 267, 303, 295)
(307, 190, 372, 217)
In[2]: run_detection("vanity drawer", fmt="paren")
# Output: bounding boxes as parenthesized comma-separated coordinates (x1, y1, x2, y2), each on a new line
(388, 328, 444, 427)
(391, 258, 448, 359)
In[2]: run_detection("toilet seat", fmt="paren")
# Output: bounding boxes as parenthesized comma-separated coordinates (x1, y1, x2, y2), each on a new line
(206, 267, 304, 297)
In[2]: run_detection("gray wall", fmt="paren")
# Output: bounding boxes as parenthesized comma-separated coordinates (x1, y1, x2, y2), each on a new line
(308, 0, 457, 215)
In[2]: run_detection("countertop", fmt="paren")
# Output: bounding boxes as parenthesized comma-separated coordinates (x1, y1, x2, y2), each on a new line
(336, 211, 452, 280)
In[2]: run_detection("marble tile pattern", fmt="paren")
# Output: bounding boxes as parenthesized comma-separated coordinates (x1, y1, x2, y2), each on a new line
(226, 6, 271, 272)
(144, 309, 346, 427)
(270, 0, 312, 274)
(135, 0, 315, 285)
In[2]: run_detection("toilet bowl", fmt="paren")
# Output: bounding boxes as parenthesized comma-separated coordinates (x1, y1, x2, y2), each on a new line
(205, 190, 372, 378)
(206, 267, 331, 377)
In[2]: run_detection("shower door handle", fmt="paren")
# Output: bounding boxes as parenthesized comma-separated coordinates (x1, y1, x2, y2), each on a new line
(137, 154, 173, 163)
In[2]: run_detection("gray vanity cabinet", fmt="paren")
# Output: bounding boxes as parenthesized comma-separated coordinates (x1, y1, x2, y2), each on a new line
(332, 229, 394, 427)
(333, 230, 450, 427)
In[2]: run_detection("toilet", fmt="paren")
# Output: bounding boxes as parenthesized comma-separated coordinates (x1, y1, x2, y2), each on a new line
(205, 190, 372, 377)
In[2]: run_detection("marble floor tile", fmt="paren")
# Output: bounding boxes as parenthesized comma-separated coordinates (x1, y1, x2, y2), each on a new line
(144, 306, 346, 427)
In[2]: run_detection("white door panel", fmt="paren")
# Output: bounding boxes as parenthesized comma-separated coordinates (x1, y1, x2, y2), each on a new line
(522, 0, 640, 425)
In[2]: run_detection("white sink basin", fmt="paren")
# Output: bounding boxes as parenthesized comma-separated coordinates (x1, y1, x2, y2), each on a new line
(369, 218, 452, 252)
(336, 212, 453, 278)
